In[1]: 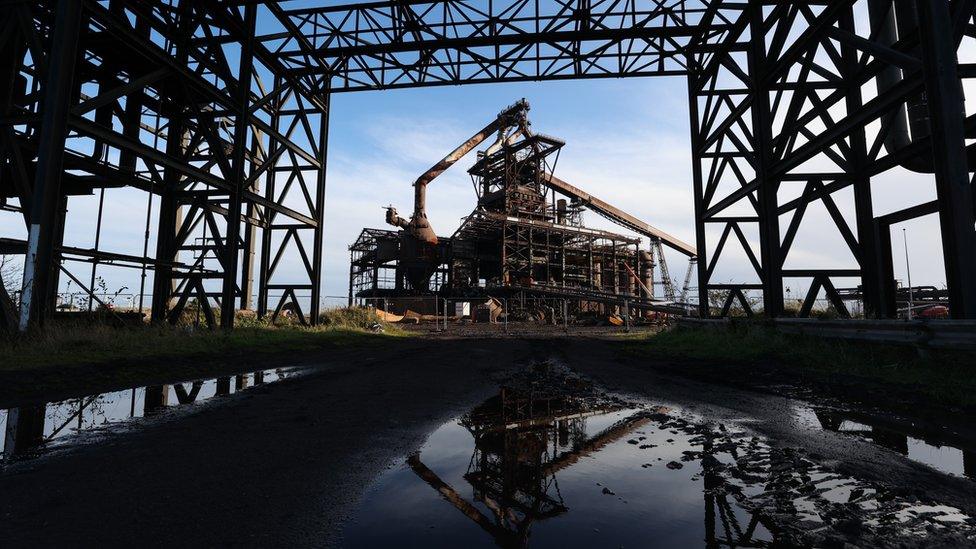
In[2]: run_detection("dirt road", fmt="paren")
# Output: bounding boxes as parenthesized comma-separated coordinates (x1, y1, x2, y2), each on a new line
(2, 336, 974, 547)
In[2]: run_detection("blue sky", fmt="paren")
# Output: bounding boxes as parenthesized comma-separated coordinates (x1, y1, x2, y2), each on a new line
(322, 77, 700, 303)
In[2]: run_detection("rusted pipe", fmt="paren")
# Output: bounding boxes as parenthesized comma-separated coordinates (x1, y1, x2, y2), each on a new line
(388, 99, 530, 245)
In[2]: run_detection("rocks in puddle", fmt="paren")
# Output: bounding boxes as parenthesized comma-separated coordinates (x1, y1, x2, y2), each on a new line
(601, 487, 616, 496)
(666, 461, 684, 470)
(627, 439, 639, 445)
(639, 444, 657, 449)
(666, 439, 675, 443)
(641, 463, 653, 468)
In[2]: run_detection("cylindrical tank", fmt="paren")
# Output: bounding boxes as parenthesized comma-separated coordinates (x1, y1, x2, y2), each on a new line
(556, 199, 568, 224)
(640, 251, 655, 299)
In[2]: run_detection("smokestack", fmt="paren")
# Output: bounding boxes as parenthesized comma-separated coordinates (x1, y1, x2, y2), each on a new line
(640, 251, 654, 299)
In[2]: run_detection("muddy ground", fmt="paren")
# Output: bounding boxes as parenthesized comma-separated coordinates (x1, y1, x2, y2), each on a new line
(1, 331, 975, 547)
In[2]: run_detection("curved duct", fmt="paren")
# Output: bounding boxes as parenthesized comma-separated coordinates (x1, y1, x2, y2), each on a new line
(386, 99, 530, 246)
(868, 0, 975, 173)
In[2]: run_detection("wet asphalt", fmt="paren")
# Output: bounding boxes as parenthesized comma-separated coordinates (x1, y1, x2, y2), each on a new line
(1, 336, 974, 547)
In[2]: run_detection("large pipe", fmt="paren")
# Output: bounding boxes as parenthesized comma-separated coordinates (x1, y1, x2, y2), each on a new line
(639, 251, 655, 300)
(869, 0, 930, 173)
(868, 0, 974, 173)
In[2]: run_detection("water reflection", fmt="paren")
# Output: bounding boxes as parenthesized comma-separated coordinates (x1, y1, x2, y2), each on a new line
(1, 368, 298, 461)
(348, 380, 779, 548)
(347, 369, 976, 548)
(409, 387, 632, 546)
(799, 406, 976, 480)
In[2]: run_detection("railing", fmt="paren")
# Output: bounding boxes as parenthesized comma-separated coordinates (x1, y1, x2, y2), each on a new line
(679, 317, 976, 351)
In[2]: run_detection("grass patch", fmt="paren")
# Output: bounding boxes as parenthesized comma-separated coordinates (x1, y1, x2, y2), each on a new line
(1, 307, 408, 371)
(623, 323, 976, 409)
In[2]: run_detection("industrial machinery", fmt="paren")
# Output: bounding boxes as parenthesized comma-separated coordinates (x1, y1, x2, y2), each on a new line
(349, 100, 697, 319)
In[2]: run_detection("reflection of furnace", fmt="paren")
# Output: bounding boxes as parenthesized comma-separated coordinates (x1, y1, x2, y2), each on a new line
(407, 386, 651, 548)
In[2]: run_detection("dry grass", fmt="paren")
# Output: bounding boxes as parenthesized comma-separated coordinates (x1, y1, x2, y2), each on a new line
(0, 307, 407, 370)
(622, 323, 976, 408)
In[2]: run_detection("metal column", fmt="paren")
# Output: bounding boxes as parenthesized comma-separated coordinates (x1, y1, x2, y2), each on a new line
(747, 0, 783, 317)
(150, 4, 192, 324)
(309, 93, 330, 325)
(18, 0, 82, 330)
(840, 9, 884, 318)
(220, 4, 256, 329)
(916, 0, 976, 319)
(687, 74, 709, 318)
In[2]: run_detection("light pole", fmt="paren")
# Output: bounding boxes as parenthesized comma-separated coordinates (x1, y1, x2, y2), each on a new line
(903, 228, 914, 320)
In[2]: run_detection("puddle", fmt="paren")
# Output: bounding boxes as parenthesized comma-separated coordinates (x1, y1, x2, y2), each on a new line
(344, 363, 976, 548)
(1, 368, 299, 461)
(794, 404, 976, 480)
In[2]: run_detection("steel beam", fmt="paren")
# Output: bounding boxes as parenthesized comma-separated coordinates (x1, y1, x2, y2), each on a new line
(18, 0, 82, 330)
(748, 0, 783, 317)
(220, 4, 256, 330)
(687, 72, 710, 318)
(149, 3, 192, 325)
(309, 93, 330, 325)
(840, 9, 883, 318)
(916, 0, 976, 319)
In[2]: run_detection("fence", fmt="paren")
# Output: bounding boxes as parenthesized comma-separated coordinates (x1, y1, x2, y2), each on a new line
(10, 289, 648, 334)
(356, 296, 650, 335)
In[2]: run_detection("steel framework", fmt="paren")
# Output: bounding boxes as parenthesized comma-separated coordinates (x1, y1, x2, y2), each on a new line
(2, 0, 975, 330)
(687, 0, 976, 319)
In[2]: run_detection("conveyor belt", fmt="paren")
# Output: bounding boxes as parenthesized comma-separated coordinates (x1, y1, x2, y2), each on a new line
(541, 174, 697, 257)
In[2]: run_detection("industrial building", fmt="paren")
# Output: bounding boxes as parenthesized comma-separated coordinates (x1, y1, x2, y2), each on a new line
(349, 100, 697, 321)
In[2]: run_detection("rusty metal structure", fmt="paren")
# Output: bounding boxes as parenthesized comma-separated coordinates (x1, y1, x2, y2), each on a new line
(2, 0, 976, 331)
(349, 99, 695, 317)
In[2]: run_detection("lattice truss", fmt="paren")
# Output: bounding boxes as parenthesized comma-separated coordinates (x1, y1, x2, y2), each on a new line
(257, 0, 720, 92)
(688, 0, 976, 318)
(0, 1, 329, 329)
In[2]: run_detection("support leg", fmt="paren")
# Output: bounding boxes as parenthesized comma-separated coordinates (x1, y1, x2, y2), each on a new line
(19, 0, 82, 330)
(916, 0, 976, 319)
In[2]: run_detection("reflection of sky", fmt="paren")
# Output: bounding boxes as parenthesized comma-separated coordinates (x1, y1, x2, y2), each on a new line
(1, 369, 296, 455)
(345, 409, 770, 549)
(348, 398, 976, 547)
(907, 437, 967, 479)
(791, 403, 972, 479)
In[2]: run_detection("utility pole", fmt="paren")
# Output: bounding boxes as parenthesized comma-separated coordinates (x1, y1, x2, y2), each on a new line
(903, 228, 913, 320)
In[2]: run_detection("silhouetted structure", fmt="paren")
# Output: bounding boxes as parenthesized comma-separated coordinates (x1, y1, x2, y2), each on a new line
(2, 1, 975, 331)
